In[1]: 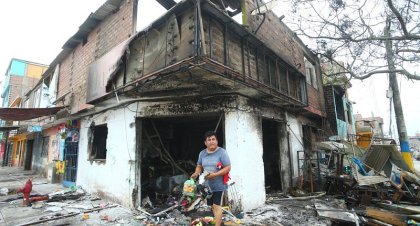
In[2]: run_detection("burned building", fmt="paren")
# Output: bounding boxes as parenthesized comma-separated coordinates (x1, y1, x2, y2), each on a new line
(1, 0, 327, 211)
(79, 0, 326, 210)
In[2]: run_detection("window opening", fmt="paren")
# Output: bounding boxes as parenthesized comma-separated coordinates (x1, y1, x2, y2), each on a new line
(41, 136, 49, 157)
(89, 124, 108, 161)
(304, 57, 317, 89)
(335, 91, 345, 121)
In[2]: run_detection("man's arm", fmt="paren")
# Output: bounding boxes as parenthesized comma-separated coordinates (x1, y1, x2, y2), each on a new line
(191, 165, 203, 179)
(206, 165, 231, 180)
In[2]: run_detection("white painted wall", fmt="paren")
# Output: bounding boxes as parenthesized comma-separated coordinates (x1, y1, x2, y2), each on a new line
(286, 113, 304, 180)
(225, 110, 265, 211)
(77, 107, 136, 206)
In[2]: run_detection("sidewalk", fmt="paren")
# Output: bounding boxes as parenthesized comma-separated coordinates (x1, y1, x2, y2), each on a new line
(0, 167, 138, 226)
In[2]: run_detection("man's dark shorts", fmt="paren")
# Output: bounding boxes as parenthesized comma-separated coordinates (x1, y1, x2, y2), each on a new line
(207, 191, 223, 206)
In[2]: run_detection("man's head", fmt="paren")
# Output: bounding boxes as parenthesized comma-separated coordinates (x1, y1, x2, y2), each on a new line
(204, 131, 218, 151)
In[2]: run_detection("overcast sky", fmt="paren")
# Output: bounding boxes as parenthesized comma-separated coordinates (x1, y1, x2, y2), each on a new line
(0, 0, 418, 136)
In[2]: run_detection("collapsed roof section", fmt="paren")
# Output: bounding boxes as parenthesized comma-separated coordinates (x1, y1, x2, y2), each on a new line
(87, 0, 309, 111)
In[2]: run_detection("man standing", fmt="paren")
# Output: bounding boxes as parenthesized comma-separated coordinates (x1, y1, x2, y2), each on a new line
(191, 131, 231, 226)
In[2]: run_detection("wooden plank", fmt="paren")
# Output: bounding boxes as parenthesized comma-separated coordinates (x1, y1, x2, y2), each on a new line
(365, 217, 393, 226)
(375, 203, 420, 214)
(366, 207, 407, 226)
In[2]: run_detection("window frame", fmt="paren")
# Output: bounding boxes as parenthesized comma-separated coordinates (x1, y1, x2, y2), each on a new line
(88, 123, 108, 161)
(41, 136, 49, 158)
(304, 57, 318, 90)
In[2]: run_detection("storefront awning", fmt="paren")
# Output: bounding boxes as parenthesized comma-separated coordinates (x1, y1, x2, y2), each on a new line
(0, 107, 64, 121)
(0, 126, 20, 132)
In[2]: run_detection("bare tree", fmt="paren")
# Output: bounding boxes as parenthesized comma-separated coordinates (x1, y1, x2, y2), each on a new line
(276, 0, 417, 167)
(281, 0, 420, 80)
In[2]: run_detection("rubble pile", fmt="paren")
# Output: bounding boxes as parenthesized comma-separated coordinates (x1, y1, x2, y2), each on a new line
(0, 185, 134, 225)
(1, 141, 420, 225)
(292, 141, 420, 225)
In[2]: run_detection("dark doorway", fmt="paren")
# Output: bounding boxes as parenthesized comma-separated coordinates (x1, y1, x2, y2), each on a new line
(24, 140, 34, 170)
(262, 119, 281, 191)
(6, 142, 14, 167)
(139, 114, 224, 204)
(302, 125, 313, 151)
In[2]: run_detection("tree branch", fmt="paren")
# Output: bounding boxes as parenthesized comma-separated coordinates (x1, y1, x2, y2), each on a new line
(396, 49, 420, 53)
(387, 0, 409, 35)
(297, 32, 420, 42)
(319, 53, 420, 80)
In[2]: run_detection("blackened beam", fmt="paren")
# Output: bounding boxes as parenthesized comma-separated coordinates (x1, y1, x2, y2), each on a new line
(155, 0, 177, 10)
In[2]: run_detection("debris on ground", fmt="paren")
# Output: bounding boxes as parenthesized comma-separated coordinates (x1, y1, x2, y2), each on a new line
(0, 187, 8, 196)
(1, 140, 419, 225)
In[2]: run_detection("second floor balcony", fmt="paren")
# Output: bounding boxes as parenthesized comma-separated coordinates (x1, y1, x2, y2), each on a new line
(87, 0, 309, 110)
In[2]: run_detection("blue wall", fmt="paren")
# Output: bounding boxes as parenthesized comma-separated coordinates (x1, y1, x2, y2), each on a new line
(10, 60, 26, 76)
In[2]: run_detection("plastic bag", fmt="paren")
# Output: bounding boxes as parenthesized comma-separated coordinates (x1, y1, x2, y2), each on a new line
(183, 179, 196, 196)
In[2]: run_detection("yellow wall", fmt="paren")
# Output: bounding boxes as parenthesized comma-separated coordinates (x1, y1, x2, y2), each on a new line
(10, 134, 27, 167)
(26, 64, 48, 78)
(356, 132, 373, 149)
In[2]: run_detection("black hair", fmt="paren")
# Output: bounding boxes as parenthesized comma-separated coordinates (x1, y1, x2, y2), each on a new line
(204, 131, 217, 141)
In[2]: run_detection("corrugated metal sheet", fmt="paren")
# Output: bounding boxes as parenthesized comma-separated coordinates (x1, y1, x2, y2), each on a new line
(352, 164, 390, 186)
(87, 37, 133, 103)
(364, 146, 390, 172)
(356, 173, 390, 186)
(364, 145, 412, 174)
(156, 0, 177, 10)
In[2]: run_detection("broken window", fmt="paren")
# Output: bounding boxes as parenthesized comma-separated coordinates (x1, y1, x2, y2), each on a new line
(289, 72, 303, 101)
(304, 57, 317, 89)
(346, 103, 352, 125)
(334, 91, 345, 121)
(279, 65, 288, 94)
(88, 123, 108, 161)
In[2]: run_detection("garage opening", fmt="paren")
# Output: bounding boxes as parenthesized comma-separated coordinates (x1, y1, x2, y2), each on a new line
(262, 119, 282, 192)
(139, 114, 224, 206)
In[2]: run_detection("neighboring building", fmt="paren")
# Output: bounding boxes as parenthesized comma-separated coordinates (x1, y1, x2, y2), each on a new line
(0, 59, 48, 166)
(1, 0, 328, 211)
(77, 0, 326, 209)
(0, 0, 136, 180)
(322, 62, 355, 141)
(354, 114, 385, 139)
(1, 59, 48, 110)
(354, 114, 385, 148)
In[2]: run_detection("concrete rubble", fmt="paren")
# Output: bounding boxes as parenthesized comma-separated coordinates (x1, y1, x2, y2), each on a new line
(0, 167, 333, 226)
(1, 142, 420, 226)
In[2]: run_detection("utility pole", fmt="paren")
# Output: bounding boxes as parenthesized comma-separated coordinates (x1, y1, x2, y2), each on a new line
(384, 18, 414, 170)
